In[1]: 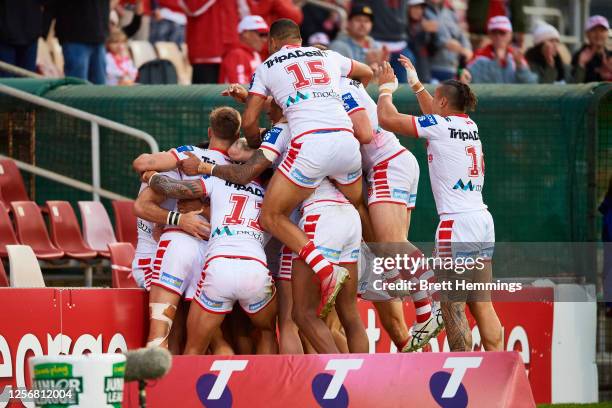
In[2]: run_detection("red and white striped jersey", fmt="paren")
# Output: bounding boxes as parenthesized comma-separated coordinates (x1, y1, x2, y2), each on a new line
(413, 114, 487, 215)
(249, 46, 354, 140)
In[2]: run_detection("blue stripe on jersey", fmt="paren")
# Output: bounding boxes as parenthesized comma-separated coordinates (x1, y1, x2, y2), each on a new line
(342, 92, 359, 112)
(176, 145, 195, 152)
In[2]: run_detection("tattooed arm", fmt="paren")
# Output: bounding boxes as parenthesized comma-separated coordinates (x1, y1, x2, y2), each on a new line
(147, 174, 205, 199)
(209, 149, 272, 185)
(441, 301, 472, 352)
(132, 151, 178, 173)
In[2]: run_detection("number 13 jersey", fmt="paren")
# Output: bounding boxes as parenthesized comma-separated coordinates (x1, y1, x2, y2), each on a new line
(413, 114, 487, 215)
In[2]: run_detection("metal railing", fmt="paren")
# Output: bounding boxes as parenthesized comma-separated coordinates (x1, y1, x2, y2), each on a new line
(0, 83, 159, 201)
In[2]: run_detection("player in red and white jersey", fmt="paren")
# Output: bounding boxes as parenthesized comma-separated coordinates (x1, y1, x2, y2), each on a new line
(376, 56, 502, 351)
(143, 169, 278, 355)
(133, 107, 240, 351)
(240, 19, 375, 315)
(339, 76, 444, 352)
(184, 98, 368, 353)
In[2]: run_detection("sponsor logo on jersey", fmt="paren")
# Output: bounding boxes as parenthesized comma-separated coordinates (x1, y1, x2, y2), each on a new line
(176, 145, 194, 152)
(224, 180, 264, 197)
(312, 90, 340, 99)
(347, 170, 361, 182)
(418, 115, 438, 128)
(392, 188, 410, 202)
(201, 155, 218, 165)
(350, 248, 360, 260)
(137, 219, 152, 234)
(449, 128, 479, 141)
(452, 179, 482, 191)
(212, 226, 264, 242)
(286, 91, 310, 107)
(290, 168, 317, 186)
(160, 272, 183, 290)
(248, 294, 272, 312)
(212, 226, 234, 238)
(317, 246, 341, 262)
(198, 291, 224, 309)
(264, 49, 325, 68)
(349, 79, 362, 88)
(262, 127, 283, 145)
(342, 92, 359, 112)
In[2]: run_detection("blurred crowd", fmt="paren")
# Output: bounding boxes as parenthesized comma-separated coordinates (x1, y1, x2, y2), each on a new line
(0, 0, 610, 85)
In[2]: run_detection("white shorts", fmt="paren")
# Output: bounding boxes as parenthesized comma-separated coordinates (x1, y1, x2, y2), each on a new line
(131, 255, 153, 290)
(367, 149, 419, 208)
(150, 230, 207, 300)
(194, 257, 275, 314)
(434, 209, 495, 261)
(300, 204, 361, 265)
(279, 131, 362, 189)
(357, 242, 393, 302)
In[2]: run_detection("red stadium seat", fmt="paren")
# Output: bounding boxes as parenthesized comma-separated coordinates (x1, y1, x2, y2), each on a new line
(46, 201, 97, 260)
(0, 202, 19, 258)
(0, 261, 8, 287)
(108, 242, 138, 288)
(78, 201, 117, 257)
(112, 200, 138, 247)
(10, 201, 64, 260)
(0, 159, 29, 207)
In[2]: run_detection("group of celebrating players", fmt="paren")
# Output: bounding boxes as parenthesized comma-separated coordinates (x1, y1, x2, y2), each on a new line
(130, 18, 503, 356)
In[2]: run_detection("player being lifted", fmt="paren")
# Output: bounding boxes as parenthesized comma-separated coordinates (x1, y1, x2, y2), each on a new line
(376, 56, 503, 351)
(240, 19, 374, 315)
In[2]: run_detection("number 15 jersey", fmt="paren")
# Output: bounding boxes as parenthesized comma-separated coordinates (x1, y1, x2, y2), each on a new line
(249, 45, 354, 140)
(413, 114, 487, 215)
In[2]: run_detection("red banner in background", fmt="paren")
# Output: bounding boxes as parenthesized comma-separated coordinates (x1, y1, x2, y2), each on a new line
(357, 287, 554, 403)
(0, 288, 147, 408)
(0, 287, 553, 406)
(143, 352, 534, 407)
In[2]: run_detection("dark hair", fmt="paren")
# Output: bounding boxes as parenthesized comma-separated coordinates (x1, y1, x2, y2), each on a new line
(209, 107, 241, 141)
(269, 18, 302, 42)
(440, 79, 477, 112)
(525, 44, 565, 82)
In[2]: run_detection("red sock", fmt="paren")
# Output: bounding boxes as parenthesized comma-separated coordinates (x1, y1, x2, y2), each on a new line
(413, 298, 432, 323)
(299, 241, 333, 280)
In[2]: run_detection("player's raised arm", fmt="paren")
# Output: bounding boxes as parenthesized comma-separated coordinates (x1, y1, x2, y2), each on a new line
(398, 54, 434, 115)
(376, 62, 418, 137)
(199, 149, 272, 186)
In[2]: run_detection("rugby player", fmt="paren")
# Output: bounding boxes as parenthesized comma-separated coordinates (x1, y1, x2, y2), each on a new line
(376, 56, 503, 351)
(132, 107, 240, 351)
(183, 96, 368, 354)
(240, 19, 375, 314)
(339, 76, 443, 351)
(142, 164, 278, 355)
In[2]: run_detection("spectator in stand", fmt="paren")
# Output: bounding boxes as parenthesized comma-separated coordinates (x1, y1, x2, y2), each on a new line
(300, 2, 341, 46)
(467, 0, 528, 49)
(406, 0, 441, 84)
(105, 28, 138, 85)
(572, 15, 612, 83)
(525, 22, 572, 84)
(112, 0, 145, 38)
(219, 15, 268, 84)
(47, 0, 110, 84)
(364, 0, 415, 83)
(181, 0, 239, 84)
(0, 0, 43, 76)
(462, 16, 536, 84)
(329, 5, 387, 66)
(426, 0, 473, 82)
(149, 0, 186, 44)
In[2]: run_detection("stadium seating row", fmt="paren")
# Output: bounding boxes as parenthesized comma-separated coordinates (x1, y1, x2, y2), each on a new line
(0, 158, 139, 289)
(0, 242, 138, 289)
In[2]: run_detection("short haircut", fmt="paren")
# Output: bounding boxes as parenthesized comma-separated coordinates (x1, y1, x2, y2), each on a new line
(439, 80, 478, 112)
(209, 107, 241, 141)
(269, 18, 302, 42)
